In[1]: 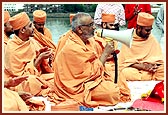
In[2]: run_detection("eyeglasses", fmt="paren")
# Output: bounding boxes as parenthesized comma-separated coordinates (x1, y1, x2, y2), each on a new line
(80, 22, 95, 27)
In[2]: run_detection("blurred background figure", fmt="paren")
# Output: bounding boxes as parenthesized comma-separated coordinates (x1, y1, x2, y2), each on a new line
(155, 5, 164, 38)
(94, 4, 126, 30)
(125, 4, 151, 29)
(33, 10, 56, 50)
(155, 4, 165, 55)
(118, 12, 164, 81)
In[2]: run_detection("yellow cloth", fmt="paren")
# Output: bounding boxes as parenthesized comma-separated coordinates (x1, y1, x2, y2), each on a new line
(4, 11, 10, 23)
(4, 88, 29, 111)
(9, 12, 30, 30)
(118, 30, 164, 81)
(54, 30, 129, 107)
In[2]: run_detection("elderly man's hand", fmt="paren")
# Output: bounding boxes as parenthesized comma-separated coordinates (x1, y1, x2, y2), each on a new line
(143, 62, 159, 73)
(100, 41, 115, 65)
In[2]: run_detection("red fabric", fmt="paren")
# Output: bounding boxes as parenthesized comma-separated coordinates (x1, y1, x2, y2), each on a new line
(151, 81, 164, 99)
(125, 4, 151, 29)
(142, 81, 164, 103)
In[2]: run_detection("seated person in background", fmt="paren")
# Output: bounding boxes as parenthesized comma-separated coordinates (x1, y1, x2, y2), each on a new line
(94, 4, 126, 29)
(125, 4, 151, 29)
(118, 12, 164, 81)
(33, 10, 56, 50)
(94, 13, 130, 101)
(4, 12, 59, 104)
(53, 12, 131, 108)
(95, 13, 119, 55)
(33, 10, 57, 71)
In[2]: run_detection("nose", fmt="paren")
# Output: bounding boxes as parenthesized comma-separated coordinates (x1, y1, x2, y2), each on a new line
(40, 25, 44, 28)
(32, 24, 35, 28)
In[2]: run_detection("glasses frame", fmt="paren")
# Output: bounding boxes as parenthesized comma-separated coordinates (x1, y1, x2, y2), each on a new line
(80, 22, 95, 27)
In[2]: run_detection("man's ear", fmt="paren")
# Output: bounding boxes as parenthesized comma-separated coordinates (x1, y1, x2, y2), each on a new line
(20, 27, 26, 33)
(76, 26, 83, 34)
(102, 23, 106, 28)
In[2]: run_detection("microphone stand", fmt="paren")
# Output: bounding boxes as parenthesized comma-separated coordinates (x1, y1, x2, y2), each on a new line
(112, 52, 118, 84)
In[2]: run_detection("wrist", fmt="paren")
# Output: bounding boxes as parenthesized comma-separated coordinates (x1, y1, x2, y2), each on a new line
(140, 63, 145, 70)
(4, 80, 11, 88)
(34, 58, 41, 70)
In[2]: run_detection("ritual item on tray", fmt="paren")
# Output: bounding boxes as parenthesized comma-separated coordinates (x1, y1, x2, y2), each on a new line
(131, 99, 164, 111)
(141, 80, 164, 103)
